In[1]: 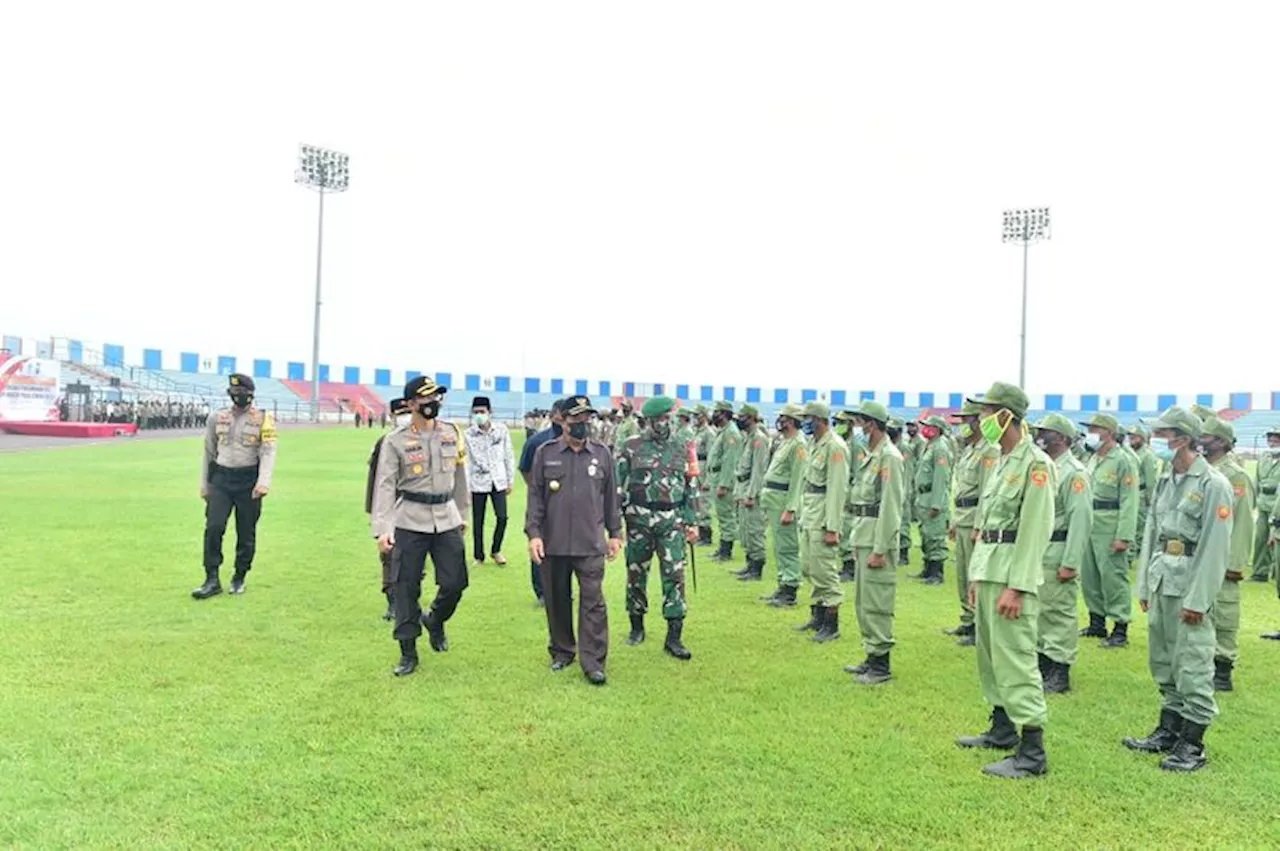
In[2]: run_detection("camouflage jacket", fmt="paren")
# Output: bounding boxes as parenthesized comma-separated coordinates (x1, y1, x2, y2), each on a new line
(617, 432, 703, 526)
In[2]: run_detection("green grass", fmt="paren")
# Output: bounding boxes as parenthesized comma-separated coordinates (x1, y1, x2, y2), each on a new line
(3, 427, 1280, 849)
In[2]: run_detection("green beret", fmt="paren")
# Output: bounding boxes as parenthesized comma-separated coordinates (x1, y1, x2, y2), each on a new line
(641, 396, 675, 418)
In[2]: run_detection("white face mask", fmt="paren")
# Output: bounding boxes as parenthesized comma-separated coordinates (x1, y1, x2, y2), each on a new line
(1083, 432, 1102, 450)
(394, 414, 411, 428)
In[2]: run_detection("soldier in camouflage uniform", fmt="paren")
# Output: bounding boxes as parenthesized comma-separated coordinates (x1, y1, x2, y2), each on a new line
(708, 401, 743, 561)
(732, 404, 772, 580)
(617, 396, 702, 660)
(693, 405, 715, 545)
(613, 401, 639, 454)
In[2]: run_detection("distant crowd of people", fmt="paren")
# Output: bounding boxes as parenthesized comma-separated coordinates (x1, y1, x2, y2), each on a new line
(64, 397, 213, 429)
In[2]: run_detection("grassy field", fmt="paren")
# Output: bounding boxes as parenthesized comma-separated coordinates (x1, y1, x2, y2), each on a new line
(3, 426, 1279, 849)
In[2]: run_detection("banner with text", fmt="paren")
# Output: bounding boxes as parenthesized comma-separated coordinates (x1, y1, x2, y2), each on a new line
(0, 355, 62, 421)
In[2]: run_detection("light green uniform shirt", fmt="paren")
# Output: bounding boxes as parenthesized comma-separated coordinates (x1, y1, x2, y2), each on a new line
(1046, 452, 1092, 570)
(734, 424, 771, 501)
(952, 439, 1000, 529)
(800, 429, 850, 534)
(763, 432, 807, 515)
(970, 438, 1056, 593)
(1086, 443, 1140, 543)
(848, 436, 906, 555)
(1211, 453, 1254, 575)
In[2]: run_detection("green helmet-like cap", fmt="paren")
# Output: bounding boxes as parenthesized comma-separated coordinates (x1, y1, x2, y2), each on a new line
(1144, 406, 1204, 438)
(856, 400, 890, 425)
(803, 401, 831, 420)
(967, 381, 1029, 418)
(1033, 413, 1077, 439)
(1201, 415, 1236, 443)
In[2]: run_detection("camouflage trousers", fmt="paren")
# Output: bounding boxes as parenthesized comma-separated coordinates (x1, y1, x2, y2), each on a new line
(697, 482, 713, 527)
(625, 511, 688, 619)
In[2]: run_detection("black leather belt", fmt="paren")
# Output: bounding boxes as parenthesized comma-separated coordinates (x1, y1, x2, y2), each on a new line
(1049, 530, 1068, 542)
(954, 496, 979, 508)
(737, 473, 751, 482)
(1272, 517, 1280, 528)
(1263, 485, 1277, 495)
(641, 501, 679, 510)
(696, 454, 708, 461)
(807, 484, 827, 494)
(710, 466, 722, 473)
(1093, 499, 1121, 510)
(917, 485, 932, 494)
(981, 529, 1017, 544)
(398, 491, 450, 505)
(850, 504, 879, 518)
(764, 481, 789, 492)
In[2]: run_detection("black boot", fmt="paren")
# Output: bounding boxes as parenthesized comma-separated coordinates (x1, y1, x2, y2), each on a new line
(956, 706, 1019, 749)
(712, 540, 734, 562)
(1160, 720, 1208, 772)
(736, 559, 764, 581)
(1123, 708, 1183, 753)
(627, 614, 645, 645)
(923, 560, 944, 586)
(1044, 660, 1071, 694)
(812, 605, 840, 643)
(229, 570, 247, 595)
(1037, 652, 1050, 679)
(946, 622, 975, 637)
(982, 726, 1048, 779)
(699, 526, 713, 546)
(843, 656, 872, 675)
(910, 563, 928, 579)
(421, 610, 449, 652)
(1079, 612, 1107, 638)
(768, 585, 798, 608)
(795, 605, 822, 632)
(382, 591, 395, 621)
(853, 651, 891, 685)
(899, 547, 910, 565)
(393, 639, 418, 676)
(1213, 657, 1234, 692)
(664, 618, 692, 660)
(192, 570, 222, 600)
(1102, 621, 1128, 648)
(839, 560, 856, 582)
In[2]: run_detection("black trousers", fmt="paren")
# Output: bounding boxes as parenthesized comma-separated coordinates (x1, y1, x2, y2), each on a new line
(203, 467, 262, 575)
(392, 527, 469, 643)
(470, 487, 509, 559)
(541, 556, 607, 674)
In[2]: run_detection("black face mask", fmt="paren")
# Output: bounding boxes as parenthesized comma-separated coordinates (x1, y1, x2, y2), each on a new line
(419, 400, 440, 419)
(652, 421, 672, 440)
(736, 418, 750, 431)
(231, 394, 252, 409)
(567, 422, 589, 440)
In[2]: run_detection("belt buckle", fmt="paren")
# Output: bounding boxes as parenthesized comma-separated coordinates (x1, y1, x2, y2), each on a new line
(1165, 540, 1185, 557)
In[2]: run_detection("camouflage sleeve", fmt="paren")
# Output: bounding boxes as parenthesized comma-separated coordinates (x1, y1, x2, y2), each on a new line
(616, 441, 632, 510)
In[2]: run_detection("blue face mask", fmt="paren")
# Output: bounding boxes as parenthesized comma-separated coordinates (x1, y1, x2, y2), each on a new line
(802, 419, 816, 436)
(1150, 437, 1174, 461)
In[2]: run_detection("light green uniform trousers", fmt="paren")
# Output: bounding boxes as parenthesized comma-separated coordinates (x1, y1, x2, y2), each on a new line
(954, 528, 976, 626)
(853, 546, 896, 657)
(975, 581, 1047, 728)
(1213, 579, 1241, 662)
(737, 501, 766, 562)
(1252, 515, 1274, 578)
(1037, 566, 1079, 666)
(715, 491, 738, 543)
(763, 492, 801, 586)
(1081, 534, 1132, 622)
(1148, 593, 1218, 725)
(803, 527, 843, 607)
(840, 509, 855, 565)
(919, 505, 950, 562)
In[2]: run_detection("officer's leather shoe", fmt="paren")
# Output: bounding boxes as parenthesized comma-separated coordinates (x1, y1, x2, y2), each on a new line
(982, 726, 1048, 779)
(1079, 612, 1107, 637)
(585, 670, 607, 686)
(812, 606, 841, 643)
(421, 611, 449, 652)
(664, 618, 692, 660)
(192, 576, 222, 600)
(627, 615, 645, 646)
(1101, 621, 1128, 648)
(957, 706, 1019, 749)
(393, 640, 419, 677)
(853, 652, 891, 685)
(946, 623, 975, 637)
(1043, 661, 1071, 694)
(1212, 657, 1234, 692)
(795, 605, 822, 632)
(1160, 721, 1208, 772)
(768, 585, 798, 608)
(1123, 708, 1182, 753)
(550, 657, 573, 672)
(229, 574, 246, 595)
(1262, 630, 1280, 640)
(382, 592, 395, 621)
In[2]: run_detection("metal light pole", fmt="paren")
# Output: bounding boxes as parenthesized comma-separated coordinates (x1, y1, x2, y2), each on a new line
(1002, 207, 1051, 389)
(295, 144, 350, 422)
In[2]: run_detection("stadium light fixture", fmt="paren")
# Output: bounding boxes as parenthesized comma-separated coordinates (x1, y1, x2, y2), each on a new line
(1002, 207, 1051, 389)
(295, 144, 350, 422)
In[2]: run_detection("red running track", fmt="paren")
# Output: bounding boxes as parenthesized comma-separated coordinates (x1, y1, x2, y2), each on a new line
(0, 421, 139, 438)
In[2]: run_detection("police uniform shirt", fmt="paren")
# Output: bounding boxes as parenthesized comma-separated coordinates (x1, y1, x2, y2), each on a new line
(200, 406, 277, 491)
(372, 420, 470, 537)
(525, 438, 621, 557)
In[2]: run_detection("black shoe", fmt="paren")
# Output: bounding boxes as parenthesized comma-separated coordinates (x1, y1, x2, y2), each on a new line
(627, 614, 645, 646)
(760, 585, 783, 602)
(1102, 621, 1128, 649)
(1249, 573, 1270, 583)
(382, 592, 395, 621)
(1044, 660, 1071, 694)
(843, 656, 871, 675)
(899, 548, 909, 565)
(1123, 708, 1183, 753)
(853, 651, 891, 685)
(1079, 612, 1107, 638)
(839, 560, 856, 582)
(812, 605, 841, 643)
(1037, 652, 1050, 678)
(711, 541, 734, 562)
(550, 657, 573, 672)
(229, 573, 246, 595)
(957, 706, 1019, 749)
(735, 560, 764, 581)
(945, 623, 975, 637)
(1160, 720, 1208, 772)
(393, 640, 419, 677)
(768, 585, 798, 608)
(192, 575, 222, 600)
(1213, 657, 1234, 692)
(664, 618, 692, 660)
(585, 669, 607, 686)
(956, 633, 975, 647)
(795, 605, 822, 632)
(1262, 630, 1280, 640)
(421, 610, 449, 652)
(982, 726, 1047, 779)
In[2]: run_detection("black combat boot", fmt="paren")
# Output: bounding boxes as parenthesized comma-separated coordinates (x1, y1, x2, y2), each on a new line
(1160, 720, 1208, 772)
(1079, 612, 1107, 638)
(853, 652, 891, 685)
(736, 559, 764, 581)
(699, 526, 713, 546)
(839, 560, 856, 582)
(923, 560, 944, 586)
(910, 563, 929, 580)
(382, 591, 395, 621)
(796, 605, 823, 632)
(982, 726, 1048, 779)
(627, 614, 645, 645)
(421, 610, 449, 652)
(1044, 660, 1071, 694)
(812, 606, 840, 643)
(1102, 621, 1128, 649)
(899, 547, 910, 565)
(711, 540, 734, 562)
(946, 623, 975, 637)
(1037, 652, 1050, 679)
(1123, 708, 1182, 753)
(192, 570, 222, 600)
(768, 585, 798, 608)
(843, 656, 872, 675)
(956, 706, 1019, 749)
(393, 639, 418, 676)
(664, 618, 692, 660)
(1213, 657, 1234, 692)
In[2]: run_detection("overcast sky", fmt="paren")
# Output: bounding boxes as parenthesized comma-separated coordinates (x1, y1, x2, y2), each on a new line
(2, 1, 1277, 396)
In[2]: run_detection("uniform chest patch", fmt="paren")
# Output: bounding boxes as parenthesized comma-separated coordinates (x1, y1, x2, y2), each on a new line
(1005, 474, 1021, 486)
(1188, 492, 1204, 504)
(1233, 484, 1245, 498)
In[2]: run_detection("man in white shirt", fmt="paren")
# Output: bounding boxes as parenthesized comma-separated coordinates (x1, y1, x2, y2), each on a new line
(465, 396, 516, 565)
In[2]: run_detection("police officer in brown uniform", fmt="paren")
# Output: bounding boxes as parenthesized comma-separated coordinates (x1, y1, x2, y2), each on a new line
(367, 396, 410, 620)
(372, 376, 471, 677)
(194, 373, 277, 599)
(525, 396, 622, 686)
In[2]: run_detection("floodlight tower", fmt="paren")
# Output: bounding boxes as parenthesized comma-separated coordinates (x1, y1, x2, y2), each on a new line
(295, 144, 350, 422)
(1002, 207, 1051, 389)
